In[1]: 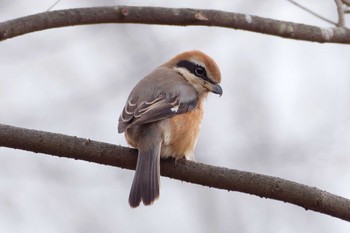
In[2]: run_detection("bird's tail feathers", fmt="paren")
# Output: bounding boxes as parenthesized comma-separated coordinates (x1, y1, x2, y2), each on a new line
(129, 142, 161, 208)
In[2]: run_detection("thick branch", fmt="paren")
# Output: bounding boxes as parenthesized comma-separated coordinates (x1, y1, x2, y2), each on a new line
(0, 6, 350, 44)
(1, 123, 350, 221)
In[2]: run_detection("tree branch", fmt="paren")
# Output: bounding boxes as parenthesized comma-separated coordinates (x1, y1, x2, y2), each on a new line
(0, 6, 350, 44)
(1, 123, 350, 221)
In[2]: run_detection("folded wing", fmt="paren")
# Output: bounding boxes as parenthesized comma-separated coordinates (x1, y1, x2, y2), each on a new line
(118, 68, 198, 133)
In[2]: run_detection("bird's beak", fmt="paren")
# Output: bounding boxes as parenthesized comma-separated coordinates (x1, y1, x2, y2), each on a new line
(205, 82, 223, 96)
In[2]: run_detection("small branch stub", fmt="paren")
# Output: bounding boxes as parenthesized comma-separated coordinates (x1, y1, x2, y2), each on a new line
(195, 12, 209, 21)
(120, 7, 129, 16)
(335, 0, 346, 27)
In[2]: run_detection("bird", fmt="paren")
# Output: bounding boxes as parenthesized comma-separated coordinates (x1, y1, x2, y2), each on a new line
(118, 50, 222, 208)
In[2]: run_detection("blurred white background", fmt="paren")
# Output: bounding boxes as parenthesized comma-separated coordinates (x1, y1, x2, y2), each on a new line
(1, 0, 350, 232)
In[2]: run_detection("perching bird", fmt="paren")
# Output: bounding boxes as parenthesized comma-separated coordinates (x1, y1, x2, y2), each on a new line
(118, 50, 222, 208)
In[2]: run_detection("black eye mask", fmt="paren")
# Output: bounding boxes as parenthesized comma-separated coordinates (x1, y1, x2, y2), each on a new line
(176, 60, 216, 85)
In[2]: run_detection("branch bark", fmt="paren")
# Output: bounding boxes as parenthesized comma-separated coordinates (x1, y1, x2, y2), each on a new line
(0, 6, 350, 44)
(1, 123, 350, 221)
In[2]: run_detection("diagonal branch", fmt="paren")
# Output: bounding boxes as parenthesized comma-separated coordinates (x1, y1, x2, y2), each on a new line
(0, 123, 350, 222)
(46, 0, 63, 12)
(286, 0, 337, 26)
(0, 6, 350, 44)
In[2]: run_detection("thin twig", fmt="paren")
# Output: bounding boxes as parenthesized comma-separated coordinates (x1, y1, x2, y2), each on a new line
(286, 0, 337, 26)
(47, 0, 62, 12)
(334, 0, 346, 27)
(1, 123, 350, 222)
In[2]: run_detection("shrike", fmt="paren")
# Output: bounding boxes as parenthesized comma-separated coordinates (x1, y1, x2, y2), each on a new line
(118, 50, 222, 207)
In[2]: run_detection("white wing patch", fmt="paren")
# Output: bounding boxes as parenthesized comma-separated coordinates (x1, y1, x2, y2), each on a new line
(171, 105, 179, 112)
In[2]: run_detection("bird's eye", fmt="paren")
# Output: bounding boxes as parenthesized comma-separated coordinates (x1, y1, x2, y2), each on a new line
(194, 66, 205, 76)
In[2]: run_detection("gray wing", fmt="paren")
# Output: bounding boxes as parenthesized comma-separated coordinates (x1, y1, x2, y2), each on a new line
(118, 67, 198, 133)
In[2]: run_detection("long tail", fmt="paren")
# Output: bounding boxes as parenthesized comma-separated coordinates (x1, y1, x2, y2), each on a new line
(128, 142, 161, 208)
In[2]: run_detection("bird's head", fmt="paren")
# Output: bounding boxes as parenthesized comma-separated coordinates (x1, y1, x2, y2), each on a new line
(163, 50, 222, 97)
